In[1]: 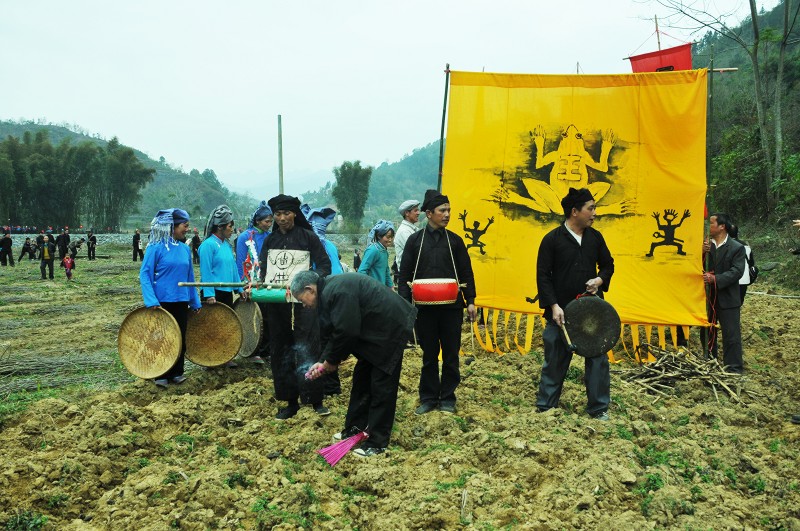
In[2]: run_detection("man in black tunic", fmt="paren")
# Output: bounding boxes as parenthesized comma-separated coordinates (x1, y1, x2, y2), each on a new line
(536, 187, 615, 420)
(56, 229, 70, 260)
(398, 189, 477, 415)
(190, 229, 201, 264)
(132, 229, 144, 261)
(86, 231, 97, 260)
(298, 271, 417, 457)
(258, 194, 332, 420)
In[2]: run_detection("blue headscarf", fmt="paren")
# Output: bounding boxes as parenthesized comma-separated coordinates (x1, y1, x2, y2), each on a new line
(368, 219, 394, 243)
(149, 208, 190, 248)
(249, 201, 273, 229)
(301, 204, 337, 240)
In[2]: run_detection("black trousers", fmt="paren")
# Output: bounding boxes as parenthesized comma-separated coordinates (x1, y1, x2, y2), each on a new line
(0, 249, 13, 266)
(192, 249, 200, 264)
(710, 305, 743, 373)
(415, 306, 463, 406)
(40, 259, 54, 279)
(133, 248, 143, 261)
(88, 245, 96, 260)
(344, 345, 404, 449)
(160, 301, 189, 380)
(19, 249, 36, 261)
(203, 289, 233, 308)
(536, 321, 610, 416)
(266, 302, 323, 405)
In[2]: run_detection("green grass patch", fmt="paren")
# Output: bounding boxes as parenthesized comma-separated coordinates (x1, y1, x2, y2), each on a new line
(4, 509, 48, 531)
(435, 471, 475, 491)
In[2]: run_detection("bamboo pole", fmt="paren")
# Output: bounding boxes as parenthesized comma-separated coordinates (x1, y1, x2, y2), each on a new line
(177, 281, 287, 289)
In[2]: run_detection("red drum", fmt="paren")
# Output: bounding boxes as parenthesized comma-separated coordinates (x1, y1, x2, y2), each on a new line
(411, 278, 460, 305)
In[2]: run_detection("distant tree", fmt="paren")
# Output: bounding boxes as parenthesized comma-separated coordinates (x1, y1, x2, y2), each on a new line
(657, 0, 800, 214)
(332, 160, 373, 233)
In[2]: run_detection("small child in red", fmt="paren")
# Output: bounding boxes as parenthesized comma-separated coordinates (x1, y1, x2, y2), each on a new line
(61, 255, 75, 281)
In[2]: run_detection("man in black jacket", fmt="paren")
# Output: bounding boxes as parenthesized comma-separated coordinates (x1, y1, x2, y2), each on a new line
(258, 194, 332, 420)
(298, 271, 417, 457)
(703, 213, 746, 373)
(86, 231, 97, 260)
(0, 232, 13, 266)
(398, 189, 476, 415)
(132, 229, 144, 261)
(536, 188, 615, 420)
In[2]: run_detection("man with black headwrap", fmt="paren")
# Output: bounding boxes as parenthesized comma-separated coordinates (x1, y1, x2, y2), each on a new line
(398, 189, 476, 415)
(536, 187, 615, 420)
(259, 194, 332, 419)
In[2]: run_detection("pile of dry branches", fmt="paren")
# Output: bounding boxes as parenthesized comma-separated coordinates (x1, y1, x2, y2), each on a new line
(615, 343, 760, 405)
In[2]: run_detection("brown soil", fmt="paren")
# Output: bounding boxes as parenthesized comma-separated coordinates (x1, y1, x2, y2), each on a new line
(1, 253, 799, 530)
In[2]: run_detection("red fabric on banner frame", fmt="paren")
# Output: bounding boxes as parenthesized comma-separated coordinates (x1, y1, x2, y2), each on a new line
(629, 43, 692, 73)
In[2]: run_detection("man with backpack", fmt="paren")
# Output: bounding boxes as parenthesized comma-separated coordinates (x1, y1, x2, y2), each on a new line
(730, 225, 757, 303)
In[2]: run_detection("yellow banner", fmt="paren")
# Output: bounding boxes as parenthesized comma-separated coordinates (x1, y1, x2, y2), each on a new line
(442, 70, 708, 326)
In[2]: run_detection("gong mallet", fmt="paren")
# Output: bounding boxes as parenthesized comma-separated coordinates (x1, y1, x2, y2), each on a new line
(559, 322, 578, 354)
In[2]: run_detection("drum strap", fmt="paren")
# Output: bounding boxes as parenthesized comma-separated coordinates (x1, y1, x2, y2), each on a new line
(412, 228, 460, 286)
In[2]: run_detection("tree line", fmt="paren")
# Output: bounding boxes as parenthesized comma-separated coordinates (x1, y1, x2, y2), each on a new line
(679, 0, 800, 220)
(0, 131, 154, 230)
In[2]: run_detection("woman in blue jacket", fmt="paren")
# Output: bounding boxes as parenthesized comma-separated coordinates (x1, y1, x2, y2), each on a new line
(139, 208, 202, 387)
(358, 220, 394, 288)
(198, 204, 244, 307)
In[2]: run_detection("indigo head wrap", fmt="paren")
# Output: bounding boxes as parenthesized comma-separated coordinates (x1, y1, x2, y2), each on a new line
(149, 208, 190, 248)
(301, 204, 337, 240)
(368, 219, 395, 243)
(249, 201, 273, 229)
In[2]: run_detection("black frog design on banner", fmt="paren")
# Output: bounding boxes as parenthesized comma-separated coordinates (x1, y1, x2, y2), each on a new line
(645, 208, 690, 257)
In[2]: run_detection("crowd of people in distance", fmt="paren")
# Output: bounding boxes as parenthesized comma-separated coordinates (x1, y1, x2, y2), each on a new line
(0, 227, 97, 281)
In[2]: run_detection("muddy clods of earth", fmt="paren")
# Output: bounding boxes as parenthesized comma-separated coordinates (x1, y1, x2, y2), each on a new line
(1, 292, 800, 530)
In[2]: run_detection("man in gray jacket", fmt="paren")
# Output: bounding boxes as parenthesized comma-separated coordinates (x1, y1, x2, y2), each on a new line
(703, 212, 746, 373)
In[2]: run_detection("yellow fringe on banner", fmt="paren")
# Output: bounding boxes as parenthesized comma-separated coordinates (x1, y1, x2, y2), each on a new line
(657, 325, 666, 349)
(503, 311, 512, 352)
(491, 309, 504, 355)
(472, 310, 489, 352)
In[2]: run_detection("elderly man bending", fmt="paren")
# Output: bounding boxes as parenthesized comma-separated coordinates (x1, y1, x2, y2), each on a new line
(295, 270, 417, 457)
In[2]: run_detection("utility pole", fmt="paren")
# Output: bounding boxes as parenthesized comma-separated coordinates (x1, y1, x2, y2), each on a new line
(277, 114, 284, 194)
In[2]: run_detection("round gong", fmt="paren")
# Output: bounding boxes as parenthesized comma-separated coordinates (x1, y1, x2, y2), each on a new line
(232, 298, 263, 358)
(563, 295, 621, 358)
(118, 307, 181, 379)
(186, 303, 243, 367)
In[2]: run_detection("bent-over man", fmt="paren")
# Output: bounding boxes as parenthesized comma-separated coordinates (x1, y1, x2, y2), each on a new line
(299, 270, 417, 457)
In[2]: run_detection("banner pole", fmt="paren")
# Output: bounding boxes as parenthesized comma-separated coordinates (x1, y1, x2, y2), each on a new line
(437, 63, 451, 192)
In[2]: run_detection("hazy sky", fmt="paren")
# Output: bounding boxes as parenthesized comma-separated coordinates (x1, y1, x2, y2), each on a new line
(0, 1, 775, 197)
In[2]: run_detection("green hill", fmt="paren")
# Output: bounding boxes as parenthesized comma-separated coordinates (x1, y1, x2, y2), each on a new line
(0, 121, 245, 230)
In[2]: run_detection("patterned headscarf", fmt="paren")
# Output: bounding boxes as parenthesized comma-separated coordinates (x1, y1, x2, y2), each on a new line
(300, 204, 337, 240)
(368, 219, 395, 243)
(204, 205, 234, 238)
(149, 208, 190, 249)
(249, 201, 273, 229)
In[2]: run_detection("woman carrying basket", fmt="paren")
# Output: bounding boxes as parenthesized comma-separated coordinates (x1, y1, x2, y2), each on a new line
(139, 208, 202, 388)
